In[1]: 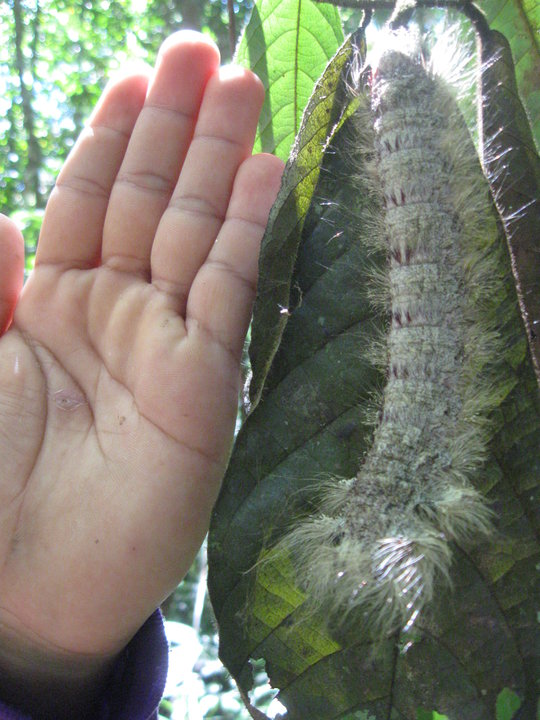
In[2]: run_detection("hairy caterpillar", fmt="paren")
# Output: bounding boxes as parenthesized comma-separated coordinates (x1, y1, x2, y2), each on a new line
(269, 30, 512, 636)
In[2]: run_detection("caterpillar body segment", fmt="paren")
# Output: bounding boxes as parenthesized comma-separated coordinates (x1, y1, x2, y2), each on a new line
(270, 34, 507, 636)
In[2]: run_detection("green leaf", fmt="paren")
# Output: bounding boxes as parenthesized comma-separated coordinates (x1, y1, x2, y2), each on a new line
(235, 0, 343, 160)
(480, 0, 540, 151)
(496, 688, 522, 720)
(247, 29, 366, 406)
(417, 710, 449, 720)
(478, 27, 540, 386)
(209, 28, 540, 720)
(208, 34, 382, 713)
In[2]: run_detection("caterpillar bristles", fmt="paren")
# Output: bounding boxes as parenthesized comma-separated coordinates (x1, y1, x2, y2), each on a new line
(260, 26, 515, 639)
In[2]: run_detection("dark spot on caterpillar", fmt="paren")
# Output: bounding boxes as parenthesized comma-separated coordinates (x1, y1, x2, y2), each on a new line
(395, 136, 400, 150)
(405, 310, 412, 323)
(392, 247, 402, 263)
(331, 532, 345, 547)
(394, 311, 402, 327)
(392, 365, 409, 379)
(400, 189, 406, 204)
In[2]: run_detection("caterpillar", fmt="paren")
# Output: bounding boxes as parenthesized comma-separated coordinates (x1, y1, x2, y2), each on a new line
(269, 29, 511, 636)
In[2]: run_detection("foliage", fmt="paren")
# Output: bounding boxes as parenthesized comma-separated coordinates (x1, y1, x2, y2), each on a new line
(416, 711, 449, 720)
(480, 0, 540, 151)
(0, 0, 253, 262)
(246, 27, 364, 405)
(234, 0, 344, 160)
(135, 0, 254, 62)
(1, 0, 135, 243)
(208, 1, 540, 718)
(495, 688, 523, 720)
(416, 689, 529, 720)
(478, 22, 540, 383)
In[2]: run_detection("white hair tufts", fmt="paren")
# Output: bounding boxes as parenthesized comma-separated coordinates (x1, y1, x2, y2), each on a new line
(260, 26, 515, 640)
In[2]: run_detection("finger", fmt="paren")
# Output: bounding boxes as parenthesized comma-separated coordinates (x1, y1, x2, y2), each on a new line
(186, 153, 284, 361)
(150, 65, 265, 310)
(0, 215, 24, 335)
(101, 31, 220, 276)
(35, 70, 151, 269)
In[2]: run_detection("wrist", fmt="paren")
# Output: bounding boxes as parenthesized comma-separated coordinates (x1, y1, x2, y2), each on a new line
(0, 617, 117, 720)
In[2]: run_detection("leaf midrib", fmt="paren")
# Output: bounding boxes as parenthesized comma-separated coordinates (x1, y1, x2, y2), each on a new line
(294, 0, 302, 139)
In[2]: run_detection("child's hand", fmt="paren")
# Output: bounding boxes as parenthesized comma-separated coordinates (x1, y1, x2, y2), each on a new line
(0, 30, 283, 712)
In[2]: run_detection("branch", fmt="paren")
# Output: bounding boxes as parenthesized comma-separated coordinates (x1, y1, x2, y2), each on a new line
(313, 0, 482, 18)
(312, 0, 492, 39)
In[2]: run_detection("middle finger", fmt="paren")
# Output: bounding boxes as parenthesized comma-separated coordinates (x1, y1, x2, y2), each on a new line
(101, 31, 220, 276)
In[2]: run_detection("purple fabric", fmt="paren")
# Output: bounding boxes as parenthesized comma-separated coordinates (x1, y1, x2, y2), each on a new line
(0, 610, 169, 720)
(0, 706, 31, 720)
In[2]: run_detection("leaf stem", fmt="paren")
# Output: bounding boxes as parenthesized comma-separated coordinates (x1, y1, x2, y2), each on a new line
(294, 0, 303, 139)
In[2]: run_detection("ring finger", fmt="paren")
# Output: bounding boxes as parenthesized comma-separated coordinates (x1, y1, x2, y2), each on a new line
(150, 65, 264, 313)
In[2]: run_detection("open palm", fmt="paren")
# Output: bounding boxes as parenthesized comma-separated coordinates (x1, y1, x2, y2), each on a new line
(0, 30, 282, 674)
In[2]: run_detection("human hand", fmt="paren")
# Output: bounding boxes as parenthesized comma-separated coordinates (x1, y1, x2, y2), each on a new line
(0, 30, 283, 715)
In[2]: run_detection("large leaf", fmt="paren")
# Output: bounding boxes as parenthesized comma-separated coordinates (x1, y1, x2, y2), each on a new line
(247, 28, 366, 407)
(208, 27, 381, 704)
(235, 0, 343, 160)
(480, 0, 540, 151)
(477, 26, 540, 387)
(208, 26, 540, 720)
